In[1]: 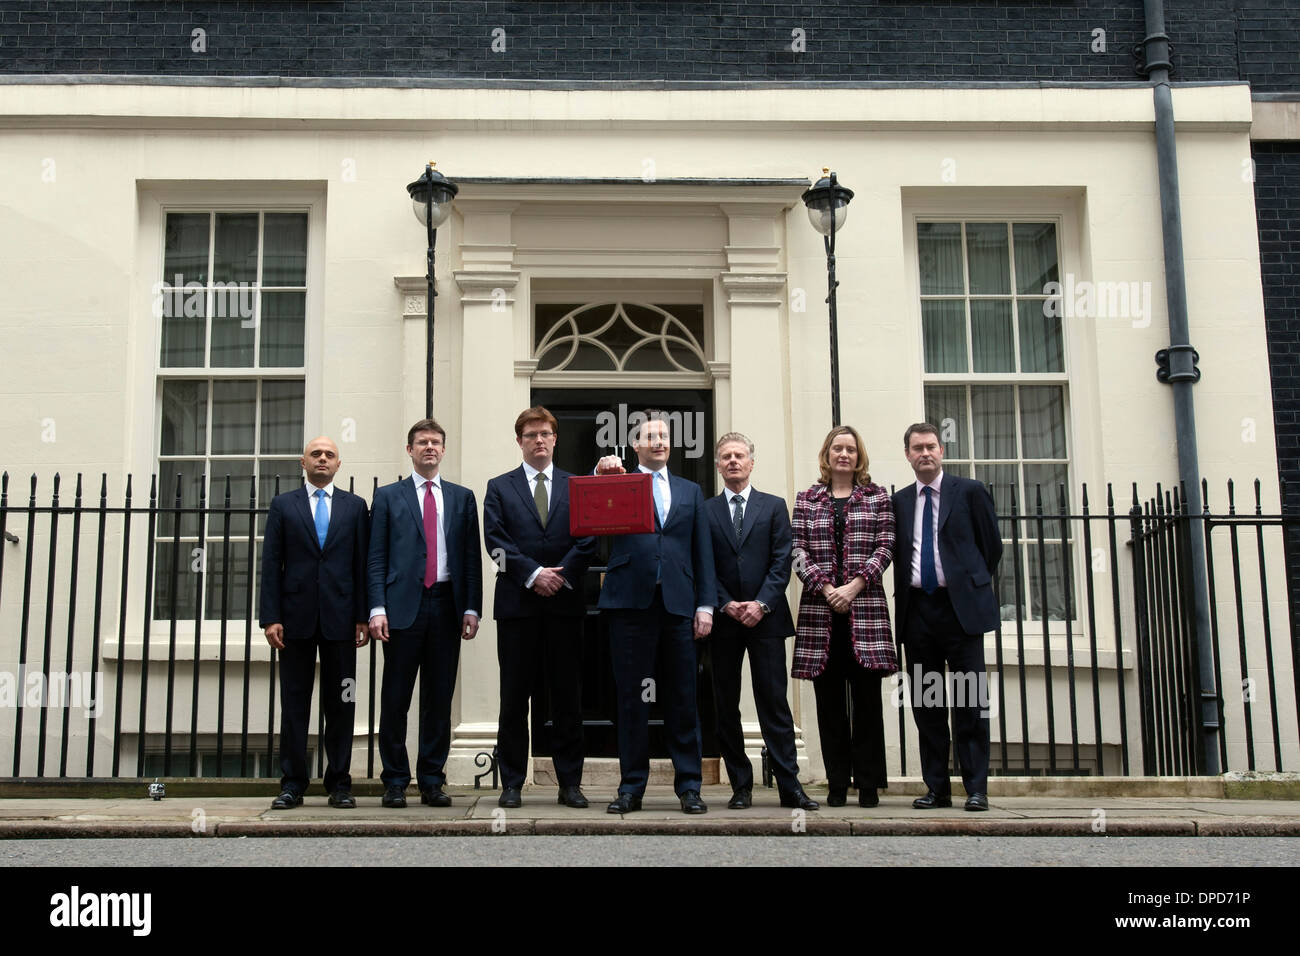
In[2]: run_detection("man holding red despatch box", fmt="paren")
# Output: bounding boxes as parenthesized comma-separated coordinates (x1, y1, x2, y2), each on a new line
(588, 412, 716, 815)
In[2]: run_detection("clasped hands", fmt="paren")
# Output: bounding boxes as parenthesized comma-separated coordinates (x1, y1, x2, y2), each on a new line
(822, 577, 865, 614)
(724, 600, 765, 628)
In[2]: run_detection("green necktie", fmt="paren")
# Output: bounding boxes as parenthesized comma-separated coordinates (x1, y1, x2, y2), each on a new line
(534, 472, 548, 527)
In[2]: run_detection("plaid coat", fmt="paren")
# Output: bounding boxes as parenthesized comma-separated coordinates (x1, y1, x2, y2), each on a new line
(791, 482, 898, 678)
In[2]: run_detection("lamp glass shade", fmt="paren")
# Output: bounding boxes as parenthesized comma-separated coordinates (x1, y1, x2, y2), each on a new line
(806, 202, 849, 236)
(411, 194, 453, 227)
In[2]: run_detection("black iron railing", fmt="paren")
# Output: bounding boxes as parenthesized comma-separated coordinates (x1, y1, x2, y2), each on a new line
(0, 471, 1296, 780)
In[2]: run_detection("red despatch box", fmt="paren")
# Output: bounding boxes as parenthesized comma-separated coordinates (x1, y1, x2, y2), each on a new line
(569, 473, 655, 536)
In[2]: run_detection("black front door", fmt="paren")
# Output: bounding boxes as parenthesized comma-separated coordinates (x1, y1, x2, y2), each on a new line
(528, 388, 717, 759)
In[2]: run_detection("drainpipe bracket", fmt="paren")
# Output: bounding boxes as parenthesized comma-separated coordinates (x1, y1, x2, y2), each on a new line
(1134, 34, 1174, 78)
(1156, 345, 1200, 384)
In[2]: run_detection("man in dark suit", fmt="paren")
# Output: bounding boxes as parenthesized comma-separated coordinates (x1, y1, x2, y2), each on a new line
(368, 418, 482, 808)
(259, 436, 370, 810)
(892, 422, 1003, 812)
(483, 406, 596, 809)
(595, 413, 717, 814)
(707, 432, 819, 812)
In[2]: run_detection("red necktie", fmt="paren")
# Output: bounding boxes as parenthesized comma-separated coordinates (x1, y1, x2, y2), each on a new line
(423, 480, 439, 587)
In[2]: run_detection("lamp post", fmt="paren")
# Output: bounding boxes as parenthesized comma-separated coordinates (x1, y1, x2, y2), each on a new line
(406, 162, 459, 417)
(801, 168, 854, 427)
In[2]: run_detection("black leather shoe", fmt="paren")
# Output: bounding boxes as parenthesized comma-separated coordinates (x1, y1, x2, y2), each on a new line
(420, 786, 452, 807)
(381, 786, 407, 809)
(964, 792, 989, 811)
(826, 788, 848, 807)
(498, 786, 522, 809)
(858, 788, 879, 808)
(606, 793, 643, 814)
(912, 790, 953, 809)
(557, 786, 589, 808)
(727, 788, 752, 810)
(779, 788, 820, 811)
(327, 790, 356, 809)
(679, 790, 708, 814)
(270, 790, 302, 810)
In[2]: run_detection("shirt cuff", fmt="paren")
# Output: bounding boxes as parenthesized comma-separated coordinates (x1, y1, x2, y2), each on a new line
(369, 606, 386, 620)
(524, 567, 541, 588)
(695, 606, 713, 617)
(464, 611, 479, 619)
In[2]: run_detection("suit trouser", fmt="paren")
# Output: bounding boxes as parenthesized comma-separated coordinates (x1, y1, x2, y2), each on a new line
(278, 625, 356, 795)
(903, 586, 990, 797)
(379, 583, 461, 790)
(812, 615, 888, 792)
(608, 588, 702, 796)
(496, 614, 585, 790)
(710, 624, 801, 795)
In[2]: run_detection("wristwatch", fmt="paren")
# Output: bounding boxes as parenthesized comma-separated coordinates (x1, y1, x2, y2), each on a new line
(757, 602, 770, 616)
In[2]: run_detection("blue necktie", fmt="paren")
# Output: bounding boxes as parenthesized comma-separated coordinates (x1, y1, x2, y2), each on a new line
(314, 488, 329, 549)
(652, 471, 667, 526)
(920, 486, 937, 594)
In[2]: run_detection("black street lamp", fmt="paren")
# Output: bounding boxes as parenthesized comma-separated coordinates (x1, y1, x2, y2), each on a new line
(406, 162, 459, 417)
(801, 168, 854, 427)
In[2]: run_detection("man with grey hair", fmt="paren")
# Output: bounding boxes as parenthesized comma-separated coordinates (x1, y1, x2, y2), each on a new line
(705, 431, 818, 811)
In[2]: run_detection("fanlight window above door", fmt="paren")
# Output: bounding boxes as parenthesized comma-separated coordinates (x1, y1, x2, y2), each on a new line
(534, 302, 707, 377)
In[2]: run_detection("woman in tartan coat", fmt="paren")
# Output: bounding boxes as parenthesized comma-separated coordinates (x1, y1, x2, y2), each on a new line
(791, 425, 897, 807)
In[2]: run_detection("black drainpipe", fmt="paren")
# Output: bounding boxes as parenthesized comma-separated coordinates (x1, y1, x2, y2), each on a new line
(1138, 0, 1220, 773)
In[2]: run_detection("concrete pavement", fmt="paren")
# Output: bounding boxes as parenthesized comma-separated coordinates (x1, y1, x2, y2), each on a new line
(1, 775, 1297, 838)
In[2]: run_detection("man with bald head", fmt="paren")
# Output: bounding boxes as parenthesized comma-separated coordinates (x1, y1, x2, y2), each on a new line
(259, 436, 370, 810)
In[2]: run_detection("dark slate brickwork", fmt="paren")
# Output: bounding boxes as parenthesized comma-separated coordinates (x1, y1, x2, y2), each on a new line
(1, 0, 1276, 85)
(1255, 142, 1300, 624)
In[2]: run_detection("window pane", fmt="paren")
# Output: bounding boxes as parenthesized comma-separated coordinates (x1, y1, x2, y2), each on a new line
(156, 459, 206, 539)
(260, 292, 305, 367)
(922, 300, 968, 372)
(153, 541, 199, 621)
(998, 553, 1026, 622)
(622, 342, 675, 372)
(163, 213, 209, 287)
(260, 459, 304, 523)
(160, 294, 205, 368)
(965, 223, 1010, 295)
(1027, 542, 1073, 621)
(1018, 300, 1064, 373)
(971, 385, 1015, 459)
(211, 380, 257, 454)
(923, 385, 966, 459)
(975, 462, 1018, 518)
(1013, 222, 1059, 294)
(213, 213, 259, 284)
(917, 222, 964, 295)
(160, 381, 207, 456)
(206, 459, 255, 537)
(263, 213, 308, 286)
(970, 300, 1015, 372)
(1020, 386, 1067, 459)
(211, 288, 256, 368)
(261, 382, 304, 455)
(204, 541, 255, 622)
(1024, 463, 1070, 513)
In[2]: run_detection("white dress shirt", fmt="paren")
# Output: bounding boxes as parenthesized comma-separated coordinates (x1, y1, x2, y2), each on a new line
(521, 461, 564, 590)
(910, 470, 949, 589)
(306, 481, 335, 522)
(370, 473, 478, 620)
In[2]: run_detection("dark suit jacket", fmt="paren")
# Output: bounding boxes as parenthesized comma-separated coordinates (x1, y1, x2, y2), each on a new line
(892, 472, 1003, 636)
(706, 488, 796, 639)
(367, 475, 483, 631)
(258, 485, 370, 640)
(482, 465, 596, 619)
(596, 470, 718, 619)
